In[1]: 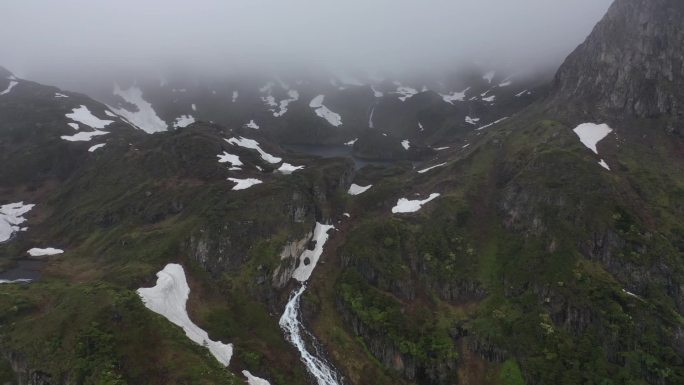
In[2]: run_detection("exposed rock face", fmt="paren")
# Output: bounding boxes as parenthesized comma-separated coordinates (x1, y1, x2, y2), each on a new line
(551, 0, 684, 133)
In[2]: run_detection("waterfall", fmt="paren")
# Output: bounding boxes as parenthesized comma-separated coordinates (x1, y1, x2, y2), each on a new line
(279, 285, 342, 385)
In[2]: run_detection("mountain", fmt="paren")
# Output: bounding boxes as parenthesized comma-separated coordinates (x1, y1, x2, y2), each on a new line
(0, 1, 683, 385)
(551, 0, 684, 134)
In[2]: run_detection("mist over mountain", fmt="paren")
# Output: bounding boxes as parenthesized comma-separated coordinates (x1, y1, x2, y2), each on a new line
(1, 0, 612, 85)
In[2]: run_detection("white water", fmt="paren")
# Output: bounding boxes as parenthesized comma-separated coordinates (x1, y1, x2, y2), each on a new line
(280, 285, 342, 385)
(368, 105, 375, 128)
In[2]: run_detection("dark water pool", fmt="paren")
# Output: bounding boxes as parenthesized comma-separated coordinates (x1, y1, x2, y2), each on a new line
(281, 144, 397, 170)
(0, 259, 45, 282)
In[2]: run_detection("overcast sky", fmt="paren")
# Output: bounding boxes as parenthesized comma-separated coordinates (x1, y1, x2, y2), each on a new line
(0, 0, 613, 79)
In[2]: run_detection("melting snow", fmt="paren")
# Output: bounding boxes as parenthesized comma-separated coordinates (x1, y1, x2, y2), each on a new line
(465, 116, 480, 125)
(217, 152, 243, 168)
(243, 371, 271, 385)
(348, 184, 371, 195)
(292, 223, 334, 282)
(417, 162, 447, 174)
(111, 85, 167, 133)
(483, 71, 496, 83)
(27, 247, 63, 256)
(572, 123, 613, 155)
(66, 105, 114, 129)
(476, 117, 508, 131)
(137, 264, 233, 366)
(226, 137, 282, 164)
(309, 95, 342, 127)
(61, 130, 109, 142)
(392, 193, 440, 214)
(278, 163, 305, 174)
(228, 178, 263, 190)
(440, 87, 470, 104)
(88, 143, 106, 152)
(0, 202, 34, 243)
(173, 115, 195, 129)
(396, 86, 418, 102)
(401, 140, 410, 150)
(0, 81, 17, 96)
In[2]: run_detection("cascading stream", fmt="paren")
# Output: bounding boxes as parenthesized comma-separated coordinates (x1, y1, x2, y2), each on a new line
(279, 222, 342, 385)
(279, 285, 342, 385)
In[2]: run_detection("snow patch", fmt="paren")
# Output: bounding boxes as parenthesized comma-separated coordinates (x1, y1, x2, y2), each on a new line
(226, 137, 281, 164)
(476, 117, 508, 131)
(278, 163, 305, 175)
(417, 162, 447, 174)
(0, 202, 34, 243)
(232, 90, 239, 103)
(111, 85, 167, 133)
(61, 130, 109, 142)
(217, 152, 243, 168)
(401, 140, 410, 150)
(392, 193, 440, 214)
(27, 247, 63, 256)
(515, 89, 529, 97)
(292, 223, 334, 282)
(572, 123, 613, 155)
(0, 81, 17, 96)
(191, 103, 197, 112)
(66, 105, 114, 129)
(481, 95, 496, 102)
(228, 178, 263, 190)
(440, 87, 470, 104)
(137, 264, 233, 366)
(348, 184, 371, 195)
(465, 116, 480, 125)
(434, 146, 449, 151)
(598, 159, 611, 171)
(243, 371, 271, 385)
(344, 138, 358, 146)
(173, 115, 195, 129)
(88, 143, 106, 152)
(395, 86, 418, 102)
(371, 85, 383, 98)
(68, 123, 79, 130)
(245, 120, 260, 129)
(54, 93, 68, 98)
(483, 71, 495, 83)
(309, 95, 342, 127)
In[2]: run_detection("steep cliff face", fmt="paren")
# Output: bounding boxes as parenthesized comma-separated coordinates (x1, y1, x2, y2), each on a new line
(551, 0, 684, 133)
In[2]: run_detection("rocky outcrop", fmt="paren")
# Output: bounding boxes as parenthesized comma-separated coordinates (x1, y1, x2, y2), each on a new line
(271, 232, 312, 289)
(1, 350, 55, 385)
(551, 0, 684, 134)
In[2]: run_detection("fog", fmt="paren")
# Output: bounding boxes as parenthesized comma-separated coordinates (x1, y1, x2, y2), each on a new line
(0, 0, 613, 82)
